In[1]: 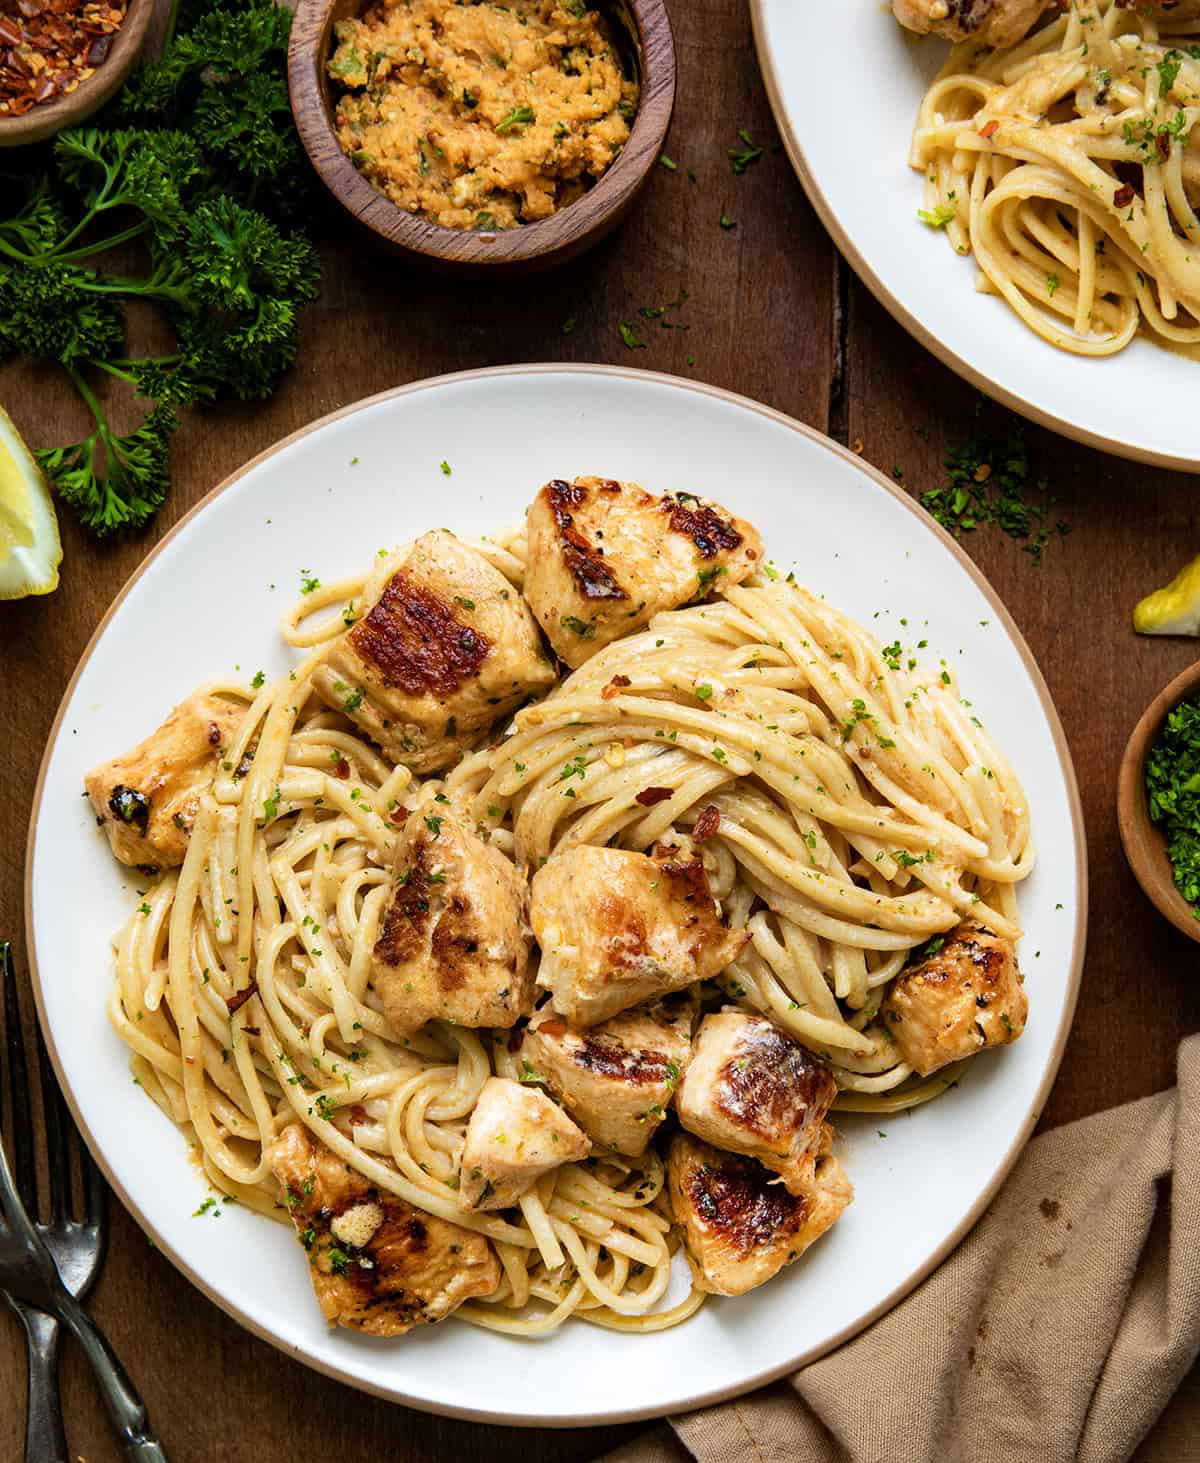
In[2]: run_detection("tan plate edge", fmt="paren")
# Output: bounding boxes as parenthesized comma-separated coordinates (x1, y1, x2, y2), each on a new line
(748, 2, 1200, 476)
(23, 362, 1089, 1428)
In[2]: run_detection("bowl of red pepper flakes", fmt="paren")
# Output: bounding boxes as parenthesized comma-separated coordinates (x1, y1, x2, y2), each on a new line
(0, 0, 154, 147)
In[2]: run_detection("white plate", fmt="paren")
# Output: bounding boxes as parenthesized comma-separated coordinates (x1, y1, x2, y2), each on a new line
(26, 366, 1086, 1426)
(752, 2, 1200, 472)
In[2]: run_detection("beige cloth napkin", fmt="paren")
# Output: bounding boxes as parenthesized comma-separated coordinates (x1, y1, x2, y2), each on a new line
(605, 1034, 1200, 1463)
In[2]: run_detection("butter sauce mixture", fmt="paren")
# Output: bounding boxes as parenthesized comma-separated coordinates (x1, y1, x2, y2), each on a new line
(329, 0, 639, 230)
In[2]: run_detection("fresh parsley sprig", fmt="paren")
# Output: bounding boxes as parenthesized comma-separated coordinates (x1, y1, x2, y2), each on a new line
(0, 0, 320, 537)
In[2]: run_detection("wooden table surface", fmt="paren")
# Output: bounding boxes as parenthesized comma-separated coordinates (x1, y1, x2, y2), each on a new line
(3, 1, 1200, 1458)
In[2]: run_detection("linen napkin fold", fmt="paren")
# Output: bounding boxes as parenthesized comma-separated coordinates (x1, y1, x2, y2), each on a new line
(604, 1034, 1200, 1463)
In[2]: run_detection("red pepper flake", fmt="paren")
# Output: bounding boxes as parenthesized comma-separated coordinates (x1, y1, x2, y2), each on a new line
(1113, 182, 1135, 208)
(333, 756, 351, 779)
(0, 0, 127, 113)
(347, 1104, 369, 1126)
(692, 805, 721, 842)
(978, 120, 999, 139)
(635, 786, 673, 807)
(226, 980, 259, 1015)
(601, 674, 631, 701)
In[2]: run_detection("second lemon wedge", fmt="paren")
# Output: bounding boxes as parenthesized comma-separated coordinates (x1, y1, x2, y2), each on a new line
(0, 406, 62, 600)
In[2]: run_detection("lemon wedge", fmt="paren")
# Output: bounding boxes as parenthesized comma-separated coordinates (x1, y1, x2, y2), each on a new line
(0, 405, 62, 600)
(1134, 552, 1200, 636)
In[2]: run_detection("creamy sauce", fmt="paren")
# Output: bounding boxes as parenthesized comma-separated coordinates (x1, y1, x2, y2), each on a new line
(330, 0, 638, 230)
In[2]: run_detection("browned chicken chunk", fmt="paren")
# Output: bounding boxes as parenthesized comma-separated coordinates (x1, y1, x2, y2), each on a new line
(881, 923, 1026, 1077)
(313, 530, 556, 772)
(520, 991, 697, 1157)
(372, 807, 534, 1033)
(524, 476, 763, 668)
(84, 689, 245, 870)
(529, 844, 747, 1025)
(676, 1010, 837, 1195)
(892, 0, 1047, 48)
(267, 1123, 499, 1335)
(458, 1076, 590, 1211)
(668, 1128, 852, 1297)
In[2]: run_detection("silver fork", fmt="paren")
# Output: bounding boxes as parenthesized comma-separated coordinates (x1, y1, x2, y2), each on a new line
(1, 942, 167, 1462)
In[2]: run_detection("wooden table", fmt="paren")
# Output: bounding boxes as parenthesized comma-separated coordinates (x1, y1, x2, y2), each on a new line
(3, 1, 1200, 1457)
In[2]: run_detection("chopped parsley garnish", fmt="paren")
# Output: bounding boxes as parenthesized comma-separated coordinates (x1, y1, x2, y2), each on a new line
(1146, 696, 1200, 913)
(562, 316, 578, 334)
(342, 686, 364, 713)
(659, 153, 678, 171)
(300, 571, 320, 594)
(495, 105, 536, 133)
(728, 129, 764, 174)
(561, 615, 595, 639)
(260, 786, 281, 824)
(718, 212, 736, 230)
(424, 814, 443, 836)
(440, 460, 452, 476)
(695, 683, 714, 700)
(251, 669, 265, 689)
(313, 1094, 339, 1120)
(917, 203, 957, 230)
(618, 320, 646, 349)
(917, 425, 1070, 566)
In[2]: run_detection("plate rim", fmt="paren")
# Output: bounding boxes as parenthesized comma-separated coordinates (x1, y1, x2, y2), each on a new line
(23, 362, 1089, 1427)
(749, 0, 1200, 475)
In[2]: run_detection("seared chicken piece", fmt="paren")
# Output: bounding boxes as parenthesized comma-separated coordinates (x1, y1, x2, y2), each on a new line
(313, 530, 556, 772)
(524, 476, 763, 668)
(267, 1123, 499, 1335)
(668, 1128, 852, 1297)
(84, 689, 245, 870)
(676, 1010, 837, 1195)
(457, 1076, 590, 1211)
(530, 844, 748, 1025)
(881, 923, 1026, 1077)
(372, 807, 534, 1033)
(892, 0, 1047, 48)
(520, 991, 698, 1157)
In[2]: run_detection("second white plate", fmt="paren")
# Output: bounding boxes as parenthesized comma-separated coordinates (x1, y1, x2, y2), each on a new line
(752, 1, 1200, 471)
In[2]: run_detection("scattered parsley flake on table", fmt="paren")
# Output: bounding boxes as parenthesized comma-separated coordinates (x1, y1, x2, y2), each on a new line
(917, 428, 1070, 565)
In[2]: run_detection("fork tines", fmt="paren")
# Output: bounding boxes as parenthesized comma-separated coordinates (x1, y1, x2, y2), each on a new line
(1, 942, 103, 1229)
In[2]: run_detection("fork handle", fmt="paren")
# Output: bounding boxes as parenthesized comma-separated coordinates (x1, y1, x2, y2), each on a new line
(55, 1291, 168, 1462)
(17, 1307, 68, 1463)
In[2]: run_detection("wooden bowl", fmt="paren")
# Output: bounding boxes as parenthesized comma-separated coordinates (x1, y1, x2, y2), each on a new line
(1117, 659, 1200, 945)
(0, 0, 154, 149)
(287, 0, 675, 270)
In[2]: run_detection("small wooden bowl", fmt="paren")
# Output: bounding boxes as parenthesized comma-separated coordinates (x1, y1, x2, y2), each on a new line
(287, 0, 675, 270)
(0, 0, 154, 149)
(1118, 659, 1200, 945)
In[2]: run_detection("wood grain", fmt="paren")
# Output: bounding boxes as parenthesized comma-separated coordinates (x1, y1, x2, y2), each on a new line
(0, 1, 834, 1457)
(287, 0, 676, 269)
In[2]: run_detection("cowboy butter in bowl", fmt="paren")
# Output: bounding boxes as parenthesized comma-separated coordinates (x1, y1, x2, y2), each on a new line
(328, 0, 638, 231)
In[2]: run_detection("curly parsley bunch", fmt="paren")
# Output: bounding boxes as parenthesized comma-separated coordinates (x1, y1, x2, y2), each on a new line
(0, 0, 320, 536)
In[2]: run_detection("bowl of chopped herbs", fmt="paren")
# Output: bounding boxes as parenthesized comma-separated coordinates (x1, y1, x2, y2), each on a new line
(1119, 662, 1200, 944)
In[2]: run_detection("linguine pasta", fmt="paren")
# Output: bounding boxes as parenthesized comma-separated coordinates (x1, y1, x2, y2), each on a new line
(910, 0, 1200, 356)
(108, 527, 1033, 1334)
